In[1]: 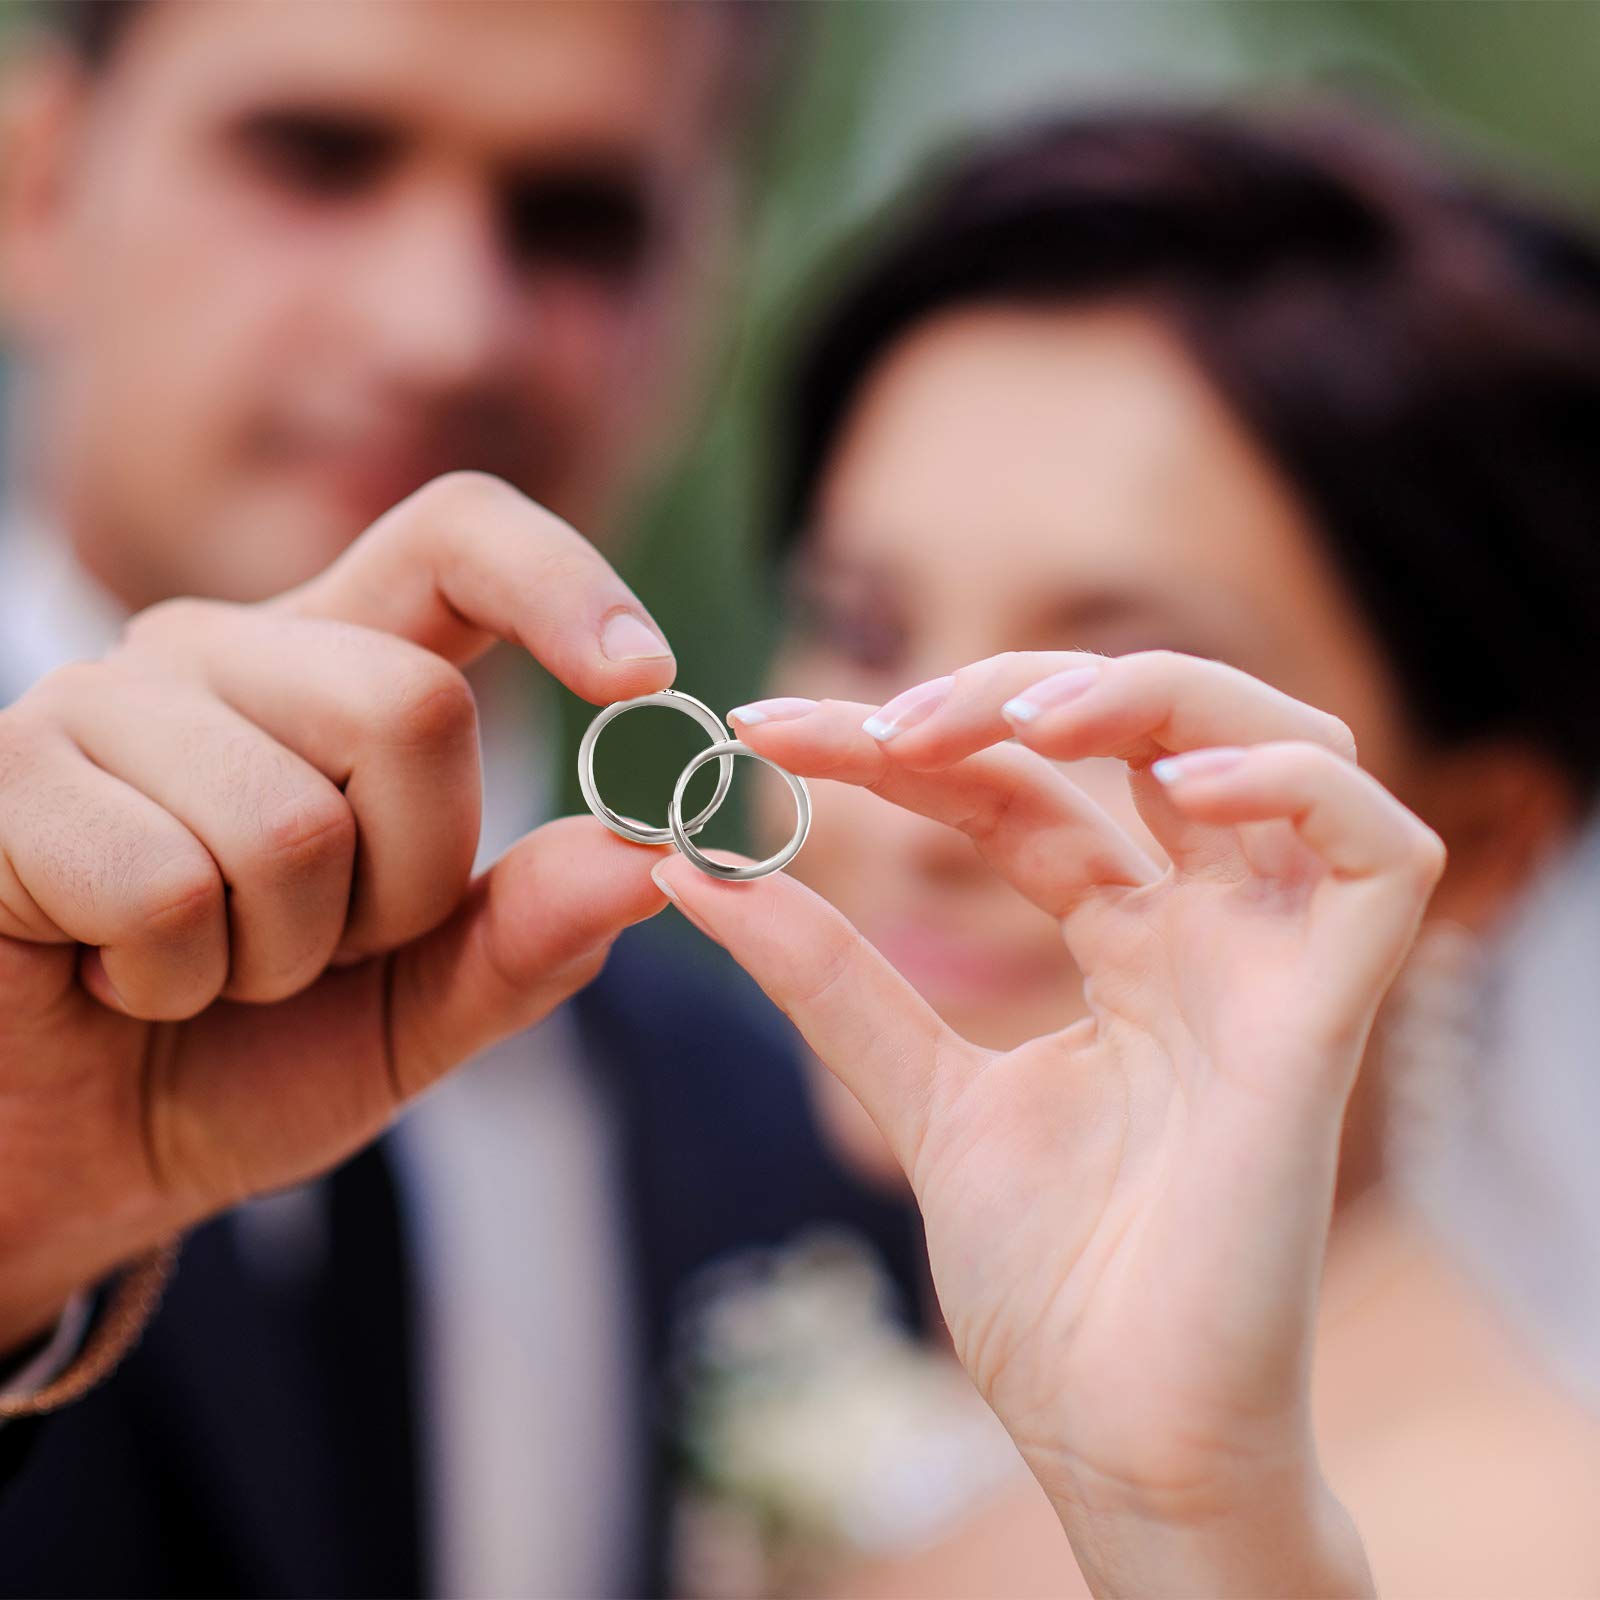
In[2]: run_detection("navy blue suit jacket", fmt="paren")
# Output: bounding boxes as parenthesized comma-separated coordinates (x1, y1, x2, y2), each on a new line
(0, 930, 925, 1598)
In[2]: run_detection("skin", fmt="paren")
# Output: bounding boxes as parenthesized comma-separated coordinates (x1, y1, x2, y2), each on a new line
(0, 11, 1576, 1583)
(749, 305, 1570, 1189)
(0, 0, 738, 1349)
(660, 652, 1436, 1596)
(0, 473, 681, 1349)
(0, 0, 728, 607)
(654, 305, 1584, 1593)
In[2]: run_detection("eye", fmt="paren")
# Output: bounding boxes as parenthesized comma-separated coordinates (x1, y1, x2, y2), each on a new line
(502, 167, 658, 283)
(229, 110, 396, 199)
(786, 586, 909, 676)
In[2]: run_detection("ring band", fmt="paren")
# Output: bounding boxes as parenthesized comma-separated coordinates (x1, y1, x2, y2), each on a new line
(578, 690, 734, 846)
(669, 740, 812, 882)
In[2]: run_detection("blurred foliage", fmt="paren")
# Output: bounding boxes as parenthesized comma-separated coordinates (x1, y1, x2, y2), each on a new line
(574, 0, 1600, 842)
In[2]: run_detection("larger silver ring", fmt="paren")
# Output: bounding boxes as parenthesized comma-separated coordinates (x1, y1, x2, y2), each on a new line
(579, 690, 734, 846)
(669, 740, 812, 882)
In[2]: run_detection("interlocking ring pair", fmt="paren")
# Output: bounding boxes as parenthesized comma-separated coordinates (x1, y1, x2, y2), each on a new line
(578, 690, 811, 882)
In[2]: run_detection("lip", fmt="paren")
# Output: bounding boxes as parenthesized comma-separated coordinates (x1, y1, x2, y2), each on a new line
(314, 449, 464, 524)
(868, 917, 1068, 1005)
(265, 414, 539, 526)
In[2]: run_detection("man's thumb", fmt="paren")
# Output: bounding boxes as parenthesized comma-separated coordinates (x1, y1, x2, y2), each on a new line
(386, 815, 669, 1100)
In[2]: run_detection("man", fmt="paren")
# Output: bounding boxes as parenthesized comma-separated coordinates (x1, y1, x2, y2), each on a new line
(0, 4, 918, 1594)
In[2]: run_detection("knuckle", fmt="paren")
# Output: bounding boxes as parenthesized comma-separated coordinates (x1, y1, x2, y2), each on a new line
(1281, 738, 1337, 775)
(814, 697, 857, 732)
(793, 921, 867, 1011)
(992, 649, 1036, 677)
(1406, 823, 1449, 887)
(1126, 647, 1186, 676)
(1114, 648, 1188, 697)
(804, 708, 868, 778)
(0, 709, 25, 782)
(0, 710, 55, 815)
(377, 661, 478, 751)
(129, 851, 225, 944)
(960, 652, 1022, 693)
(24, 658, 106, 716)
(414, 468, 519, 522)
(1320, 712, 1359, 763)
(255, 788, 356, 876)
(120, 595, 211, 648)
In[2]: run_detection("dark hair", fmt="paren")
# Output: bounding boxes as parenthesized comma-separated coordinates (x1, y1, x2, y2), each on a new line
(779, 105, 1600, 800)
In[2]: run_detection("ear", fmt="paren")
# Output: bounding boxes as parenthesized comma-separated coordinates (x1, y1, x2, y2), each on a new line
(0, 40, 93, 333)
(1417, 740, 1581, 931)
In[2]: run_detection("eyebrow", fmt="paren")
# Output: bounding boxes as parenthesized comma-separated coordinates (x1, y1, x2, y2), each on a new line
(217, 94, 659, 171)
(218, 102, 407, 158)
(800, 543, 1182, 619)
(799, 542, 1242, 656)
(1041, 589, 1184, 629)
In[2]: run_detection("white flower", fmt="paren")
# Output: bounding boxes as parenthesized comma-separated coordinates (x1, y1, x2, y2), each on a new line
(672, 1230, 1024, 1586)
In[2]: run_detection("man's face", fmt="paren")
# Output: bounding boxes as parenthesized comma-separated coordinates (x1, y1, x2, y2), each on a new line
(2, 0, 731, 606)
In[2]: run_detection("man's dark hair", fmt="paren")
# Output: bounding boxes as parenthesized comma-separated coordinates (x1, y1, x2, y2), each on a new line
(779, 104, 1600, 800)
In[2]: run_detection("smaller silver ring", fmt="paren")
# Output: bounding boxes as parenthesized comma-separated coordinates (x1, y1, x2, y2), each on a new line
(579, 690, 733, 846)
(669, 740, 812, 882)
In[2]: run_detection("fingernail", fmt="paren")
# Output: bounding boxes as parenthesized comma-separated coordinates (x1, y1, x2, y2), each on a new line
(650, 861, 716, 939)
(863, 675, 954, 742)
(1152, 746, 1247, 784)
(600, 609, 672, 662)
(1002, 665, 1099, 725)
(729, 698, 817, 728)
(80, 948, 130, 1012)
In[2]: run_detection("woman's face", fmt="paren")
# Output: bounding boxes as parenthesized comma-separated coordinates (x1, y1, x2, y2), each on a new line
(759, 302, 1417, 1057)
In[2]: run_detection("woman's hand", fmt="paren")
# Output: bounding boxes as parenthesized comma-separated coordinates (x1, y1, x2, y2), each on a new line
(651, 650, 1445, 1598)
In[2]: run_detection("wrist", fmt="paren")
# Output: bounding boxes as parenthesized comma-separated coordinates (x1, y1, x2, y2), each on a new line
(1045, 1457, 1372, 1599)
(0, 1202, 185, 1355)
(0, 1296, 77, 1362)
(0, 1240, 180, 1420)
(0, 1292, 93, 1404)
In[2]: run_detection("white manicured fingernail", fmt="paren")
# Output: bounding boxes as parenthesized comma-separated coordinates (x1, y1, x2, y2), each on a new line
(729, 698, 817, 727)
(1002, 665, 1099, 725)
(1152, 746, 1246, 784)
(600, 610, 672, 661)
(864, 675, 954, 742)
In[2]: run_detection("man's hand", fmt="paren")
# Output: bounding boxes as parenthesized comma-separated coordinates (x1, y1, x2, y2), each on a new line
(0, 472, 673, 1351)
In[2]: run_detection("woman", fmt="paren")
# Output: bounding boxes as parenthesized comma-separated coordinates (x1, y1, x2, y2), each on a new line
(652, 106, 1600, 1594)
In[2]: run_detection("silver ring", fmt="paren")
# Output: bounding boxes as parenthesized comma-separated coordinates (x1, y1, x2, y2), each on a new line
(669, 739, 812, 882)
(579, 690, 734, 846)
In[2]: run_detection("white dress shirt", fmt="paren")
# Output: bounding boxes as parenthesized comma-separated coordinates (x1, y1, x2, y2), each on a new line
(0, 512, 638, 1598)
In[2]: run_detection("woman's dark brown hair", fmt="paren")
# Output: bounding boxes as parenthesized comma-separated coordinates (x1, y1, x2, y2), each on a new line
(779, 106, 1600, 799)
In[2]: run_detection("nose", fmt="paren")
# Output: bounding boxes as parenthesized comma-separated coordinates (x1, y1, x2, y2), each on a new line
(904, 802, 993, 887)
(354, 176, 523, 398)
